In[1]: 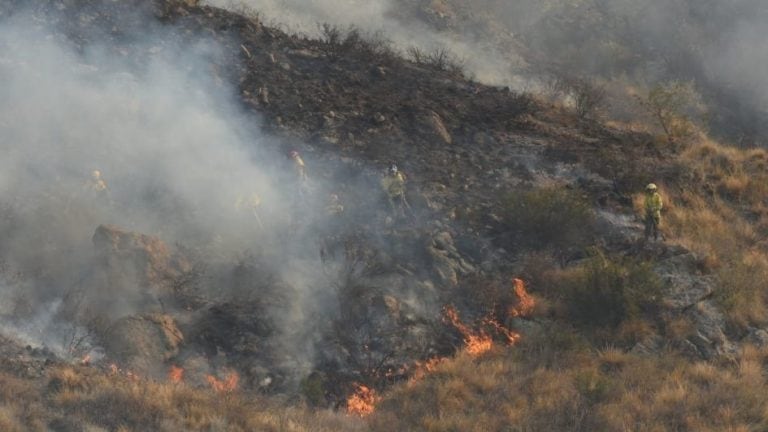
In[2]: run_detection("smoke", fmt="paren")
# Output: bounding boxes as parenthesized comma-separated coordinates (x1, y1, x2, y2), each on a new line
(0, 7, 340, 363)
(203, 0, 524, 86)
(206, 0, 768, 140)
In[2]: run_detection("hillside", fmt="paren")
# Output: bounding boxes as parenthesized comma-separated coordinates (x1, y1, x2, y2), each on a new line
(1, 1, 768, 431)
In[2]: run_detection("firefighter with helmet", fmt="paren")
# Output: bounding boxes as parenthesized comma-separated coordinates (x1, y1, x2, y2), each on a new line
(381, 163, 409, 215)
(644, 183, 663, 241)
(289, 150, 308, 183)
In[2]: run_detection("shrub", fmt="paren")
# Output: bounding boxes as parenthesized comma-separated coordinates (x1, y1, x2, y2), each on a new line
(406, 46, 465, 76)
(636, 81, 700, 147)
(501, 186, 595, 252)
(558, 252, 662, 328)
(547, 74, 607, 118)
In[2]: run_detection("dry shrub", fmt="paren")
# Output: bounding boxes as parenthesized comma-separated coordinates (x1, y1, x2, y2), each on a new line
(501, 186, 595, 252)
(550, 251, 662, 329)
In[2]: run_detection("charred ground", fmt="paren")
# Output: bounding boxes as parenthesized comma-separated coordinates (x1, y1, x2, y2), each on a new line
(1, 1, 768, 431)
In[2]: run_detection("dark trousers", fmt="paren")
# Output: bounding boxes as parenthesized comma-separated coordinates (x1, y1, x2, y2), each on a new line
(644, 212, 660, 240)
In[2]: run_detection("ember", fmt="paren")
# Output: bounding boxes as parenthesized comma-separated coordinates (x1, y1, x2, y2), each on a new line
(346, 384, 378, 416)
(168, 365, 184, 383)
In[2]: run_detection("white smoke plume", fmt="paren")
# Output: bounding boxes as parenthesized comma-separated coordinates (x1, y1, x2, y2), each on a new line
(0, 8, 337, 360)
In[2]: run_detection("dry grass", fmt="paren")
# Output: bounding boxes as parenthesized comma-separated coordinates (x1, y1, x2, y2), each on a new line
(368, 337, 768, 432)
(0, 366, 366, 432)
(658, 138, 768, 328)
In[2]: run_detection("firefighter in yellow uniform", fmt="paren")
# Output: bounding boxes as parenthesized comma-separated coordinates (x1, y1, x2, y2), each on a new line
(644, 183, 663, 241)
(381, 164, 409, 216)
(289, 150, 309, 198)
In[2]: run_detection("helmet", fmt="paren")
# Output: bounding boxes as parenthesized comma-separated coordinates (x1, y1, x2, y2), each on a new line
(329, 194, 339, 202)
(388, 164, 398, 175)
(289, 150, 299, 158)
(646, 183, 657, 191)
(91, 170, 102, 179)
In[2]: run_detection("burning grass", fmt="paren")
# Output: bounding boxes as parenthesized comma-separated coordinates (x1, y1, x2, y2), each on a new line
(346, 384, 378, 417)
(443, 278, 534, 355)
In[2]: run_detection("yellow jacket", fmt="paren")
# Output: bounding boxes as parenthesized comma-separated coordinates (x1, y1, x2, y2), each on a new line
(644, 192, 663, 218)
(381, 172, 406, 197)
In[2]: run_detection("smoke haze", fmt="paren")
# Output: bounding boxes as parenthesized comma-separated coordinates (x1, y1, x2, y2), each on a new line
(206, 0, 768, 140)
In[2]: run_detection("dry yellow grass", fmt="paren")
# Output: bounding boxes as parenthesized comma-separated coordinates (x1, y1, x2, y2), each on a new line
(0, 366, 365, 432)
(368, 339, 768, 432)
(652, 138, 768, 328)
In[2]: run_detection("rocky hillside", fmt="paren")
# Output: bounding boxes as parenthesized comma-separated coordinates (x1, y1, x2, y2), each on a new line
(1, 1, 768, 431)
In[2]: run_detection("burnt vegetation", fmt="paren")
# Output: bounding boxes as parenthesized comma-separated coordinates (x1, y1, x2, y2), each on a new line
(1, 0, 768, 431)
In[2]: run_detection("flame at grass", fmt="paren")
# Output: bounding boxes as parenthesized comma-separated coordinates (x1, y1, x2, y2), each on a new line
(206, 370, 239, 393)
(346, 384, 378, 416)
(168, 365, 184, 383)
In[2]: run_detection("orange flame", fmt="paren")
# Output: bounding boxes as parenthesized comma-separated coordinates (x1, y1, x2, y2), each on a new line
(484, 318, 521, 345)
(409, 357, 445, 383)
(443, 306, 493, 356)
(206, 370, 239, 393)
(168, 365, 184, 384)
(509, 278, 535, 318)
(346, 384, 378, 416)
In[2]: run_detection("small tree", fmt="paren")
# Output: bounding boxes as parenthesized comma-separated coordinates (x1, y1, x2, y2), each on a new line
(637, 81, 698, 146)
(548, 75, 606, 119)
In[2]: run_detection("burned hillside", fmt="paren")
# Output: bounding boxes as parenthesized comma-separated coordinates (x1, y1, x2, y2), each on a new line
(1, 0, 768, 431)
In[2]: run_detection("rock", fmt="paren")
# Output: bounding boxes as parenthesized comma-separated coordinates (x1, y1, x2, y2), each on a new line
(426, 232, 475, 287)
(103, 313, 184, 373)
(424, 110, 452, 145)
(660, 274, 715, 310)
(745, 328, 768, 347)
(373, 112, 386, 124)
(630, 334, 664, 356)
(594, 210, 642, 246)
(92, 224, 189, 289)
(685, 300, 738, 360)
(258, 86, 269, 105)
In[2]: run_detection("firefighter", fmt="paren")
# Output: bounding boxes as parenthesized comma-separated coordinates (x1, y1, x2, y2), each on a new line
(644, 183, 663, 241)
(325, 193, 344, 217)
(235, 192, 264, 230)
(289, 150, 308, 183)
(380, 164, 409, 216)
(289, 150, 309, 200)
(87, 169, 108, 193)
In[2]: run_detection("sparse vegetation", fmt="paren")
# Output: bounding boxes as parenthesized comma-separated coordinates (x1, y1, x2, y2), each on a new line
(637, 81, 700, 147)
(548, 74, 607, 119)
(406, 46, 465, 77)
(553, 251, 663, 329)
(371, 342, 768, 432)
(501, 186, 595, 252)
(320, 24, 396, 64)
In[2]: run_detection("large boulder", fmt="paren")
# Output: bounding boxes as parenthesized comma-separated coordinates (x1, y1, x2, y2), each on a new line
(102, 313, 184, 373)
(92, 224, 189, 289)
(426, 231, 475, 287)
